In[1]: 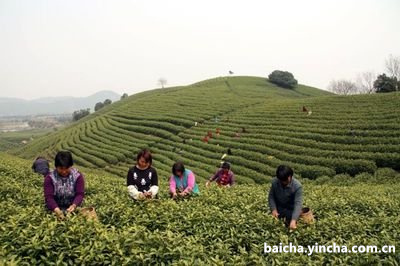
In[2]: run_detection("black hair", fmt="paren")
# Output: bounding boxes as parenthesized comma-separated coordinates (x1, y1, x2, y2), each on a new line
(172, 162, 185, 176)
(221, 162, 231, 170)
(55, 151, 74, 168)
(136, 149, 152, 166)
(276, 165, 293, 181)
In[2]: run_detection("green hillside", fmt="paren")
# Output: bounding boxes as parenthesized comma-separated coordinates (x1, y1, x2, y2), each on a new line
(11, 76, 400, 183)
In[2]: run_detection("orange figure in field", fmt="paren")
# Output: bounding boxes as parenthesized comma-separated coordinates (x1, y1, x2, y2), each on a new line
(207, 131, 213, 138)
(216, 128, 221, 136)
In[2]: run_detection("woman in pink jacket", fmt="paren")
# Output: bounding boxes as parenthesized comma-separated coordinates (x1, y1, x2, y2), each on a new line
(169, 162, 200, 199)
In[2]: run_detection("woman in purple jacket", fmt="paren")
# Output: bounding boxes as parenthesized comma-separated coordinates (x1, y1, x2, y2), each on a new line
(44, 151, 85, 219)
(206, 162, 235, 187)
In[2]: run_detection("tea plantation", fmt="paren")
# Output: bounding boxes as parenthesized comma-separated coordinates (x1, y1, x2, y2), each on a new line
(0, 154, 399, 264)
(9, 76, 400, 183)
(2, 76, 400, 264)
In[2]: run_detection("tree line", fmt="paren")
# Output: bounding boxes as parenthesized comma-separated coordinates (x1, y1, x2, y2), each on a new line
(329, 54, 400, 95)
(72, 93, 129, 121)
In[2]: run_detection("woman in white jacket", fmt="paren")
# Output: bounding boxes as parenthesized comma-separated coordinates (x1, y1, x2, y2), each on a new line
(127, 149, 159, 200)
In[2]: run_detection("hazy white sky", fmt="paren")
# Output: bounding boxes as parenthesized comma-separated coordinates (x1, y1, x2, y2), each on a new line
(1, 0, 399, 99)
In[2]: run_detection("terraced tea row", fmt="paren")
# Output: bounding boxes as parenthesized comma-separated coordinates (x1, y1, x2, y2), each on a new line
(10, 77, 399, 183)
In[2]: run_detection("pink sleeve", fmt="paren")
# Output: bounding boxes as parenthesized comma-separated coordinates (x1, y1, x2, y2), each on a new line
(169, 175, 176, 194)
(184, 171, 195, 193)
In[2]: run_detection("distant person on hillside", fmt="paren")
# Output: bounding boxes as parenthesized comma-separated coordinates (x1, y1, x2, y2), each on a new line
(268, 165, 303, 230)
(32, 156, 50, 177)
(127, 149, 159, 200)
(44, 151, 85, 219)
(169, 162, 200, 199)
(302, 106, 312, 116)
(206, 162, 235, 188)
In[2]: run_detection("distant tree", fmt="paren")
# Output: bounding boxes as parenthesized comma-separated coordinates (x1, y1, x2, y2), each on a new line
(384, 54, 400, 91)
(373, 73, 398, 93)
(385, 54, 400, 80)
(121, 93, 129, 100)
(94, 102, 104, 111)
(94, 99, 112, 112)
(356, 71, 377, 94)
(158, 78, 167, 89)
(268, 70, 298, 89)
(103, 99, 112, 106)
(328, 79, 357, 95)
(72, 109, 90, 121)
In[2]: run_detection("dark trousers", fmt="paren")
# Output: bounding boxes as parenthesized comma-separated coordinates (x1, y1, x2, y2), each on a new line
(278, 208, 293, 227)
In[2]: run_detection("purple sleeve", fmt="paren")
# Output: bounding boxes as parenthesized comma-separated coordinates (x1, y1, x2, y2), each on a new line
(210, 169, 220, 181)
(44, 175, 58, 211)
(72, 174, 85, 206)
(230, 172, 235, 185)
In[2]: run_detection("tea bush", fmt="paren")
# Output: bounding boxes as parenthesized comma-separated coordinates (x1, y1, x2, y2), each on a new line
(1, 154, 399, 264)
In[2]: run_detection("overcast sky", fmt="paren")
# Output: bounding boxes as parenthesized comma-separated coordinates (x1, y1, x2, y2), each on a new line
(1, 0, 399, 99)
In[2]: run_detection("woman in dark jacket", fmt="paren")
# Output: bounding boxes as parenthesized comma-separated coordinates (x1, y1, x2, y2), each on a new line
(32, 156, 50, 177)
(127, 149, 159, 200)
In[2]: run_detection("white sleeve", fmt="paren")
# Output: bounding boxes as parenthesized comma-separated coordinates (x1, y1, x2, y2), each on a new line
(148, 185, 159, 198)
(128, 185, 142, 200)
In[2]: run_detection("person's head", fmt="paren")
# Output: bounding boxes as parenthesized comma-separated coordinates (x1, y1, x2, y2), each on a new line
(55, 151, 74, 177)
(172, 162, 185, 177)
(136, 149, 152, 169)
(221, 162, 231, 173)
(276, 165, 293, 187)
